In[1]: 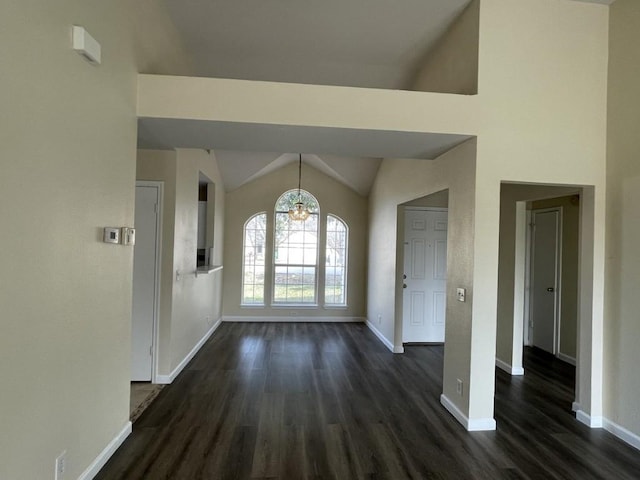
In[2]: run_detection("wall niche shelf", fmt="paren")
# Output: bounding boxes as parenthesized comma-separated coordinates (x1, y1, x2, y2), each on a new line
(195, 265, 223, 277)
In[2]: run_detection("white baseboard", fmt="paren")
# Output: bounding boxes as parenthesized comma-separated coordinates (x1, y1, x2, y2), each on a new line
(156, 318, 221, 384)
(603, 418, 640, 451)
(495, 358, 525, 376)
(576, 409, 604, 428)
(79, 421, 132, 480)
(468, 416, 498, 431)
(222, 315, 364, 323)
(557, 352, 576, 366)
(440, 394, 468, 429)
(364, 319, 402, 353)
(574, 409, 640, 451)
(440, 394, 496, 431)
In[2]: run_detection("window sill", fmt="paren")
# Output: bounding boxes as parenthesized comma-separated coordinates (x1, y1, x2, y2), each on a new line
(271, 304, 319, 309)
(238, 304, 347, 309)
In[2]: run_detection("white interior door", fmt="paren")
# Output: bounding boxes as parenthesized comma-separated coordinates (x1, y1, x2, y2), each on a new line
(131, 184, 160, 381)
(402, 208, 448, 343)
(529, 209, 560, 354)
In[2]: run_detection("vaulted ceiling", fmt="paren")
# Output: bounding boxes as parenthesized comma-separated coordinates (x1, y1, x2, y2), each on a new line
(146, 0, 471, 195)
(162, 0, 472, 90)
(215, 152, 382, 196)
(150, 0, 612, 194)
(153, 0, 475, 195)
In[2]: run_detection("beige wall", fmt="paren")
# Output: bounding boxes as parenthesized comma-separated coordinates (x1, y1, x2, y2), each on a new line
(604, 0, 640, 438)
(368, 139, 477, 415)
(370, 0, 609, 424)
(170, 149, 225, 367)
(0, 1, 192, 479)
(470, 0, 609, 421)
(137, 74, 480, 137)
(137, 149, 225, 375)
(369, 0, 609, 425)
(412, 0, 479, 94)
(223, 162, 367, 318)
(404, 190, 449, 209)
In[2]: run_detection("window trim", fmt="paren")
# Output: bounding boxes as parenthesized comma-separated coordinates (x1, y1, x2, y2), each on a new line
(239, 192, 351, 309)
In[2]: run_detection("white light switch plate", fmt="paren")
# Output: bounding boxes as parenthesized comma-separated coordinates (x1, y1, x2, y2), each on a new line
(457, 288, 466, 302)
(121, 227, 135, 246)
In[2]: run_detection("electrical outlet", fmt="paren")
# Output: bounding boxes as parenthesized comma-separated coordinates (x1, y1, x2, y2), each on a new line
(55, 451, 66, 480)
(290, 310, 298, 316)
(206, 315, 211, 325)
(456, 379, 463, 396)
(377, 314, 382, 324)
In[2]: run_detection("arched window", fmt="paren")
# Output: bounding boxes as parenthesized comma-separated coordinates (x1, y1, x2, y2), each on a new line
(241, 192, 350, 308)
(325, 215, 348, 306)
(242, 212, 267, 305)
(273, 189, 319, 304)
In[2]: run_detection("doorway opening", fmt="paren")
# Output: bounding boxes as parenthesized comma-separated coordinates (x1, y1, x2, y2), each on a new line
(398, 190, 449, 345)
(497, 182, 594, 422)
(395, 190, 449, 400)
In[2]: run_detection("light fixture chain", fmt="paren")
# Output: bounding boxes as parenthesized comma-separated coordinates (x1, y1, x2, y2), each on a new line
(288, 153, 310, 222)
(298, 153, 302, 199)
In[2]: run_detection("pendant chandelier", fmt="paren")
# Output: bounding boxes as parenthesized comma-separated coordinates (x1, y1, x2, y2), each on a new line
(288, 153, 311, 221)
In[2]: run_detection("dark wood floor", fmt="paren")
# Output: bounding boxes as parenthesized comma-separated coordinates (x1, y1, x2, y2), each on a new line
(96, 323, 640, 479)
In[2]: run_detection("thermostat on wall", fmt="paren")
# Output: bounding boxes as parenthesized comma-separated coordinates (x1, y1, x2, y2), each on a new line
(103, 227, 119, 244)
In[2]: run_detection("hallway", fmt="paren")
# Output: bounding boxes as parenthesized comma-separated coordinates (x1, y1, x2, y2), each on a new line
(96, 323, 640, 479)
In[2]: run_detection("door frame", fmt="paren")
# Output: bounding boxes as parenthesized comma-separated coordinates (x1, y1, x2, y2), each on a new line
(134, 180, 164, 383)
(401, 206, 449, 344)
(525, 206, 563, 355)
(505, 185, 603, 427)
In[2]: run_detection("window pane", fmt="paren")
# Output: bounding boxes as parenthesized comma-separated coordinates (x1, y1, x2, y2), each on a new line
(244, 266, 255, 284)
(325, 215, 348, 306)
(275, 189, 319, 213)
(273, 190, 319, 304)
(273, 265, 316, 304)
(273, 266, 287, 303)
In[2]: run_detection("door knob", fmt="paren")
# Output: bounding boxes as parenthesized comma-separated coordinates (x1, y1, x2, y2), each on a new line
(547, 287, 554, 292)
(403, 274, 407, 279)
(403, 284, 407, 289)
